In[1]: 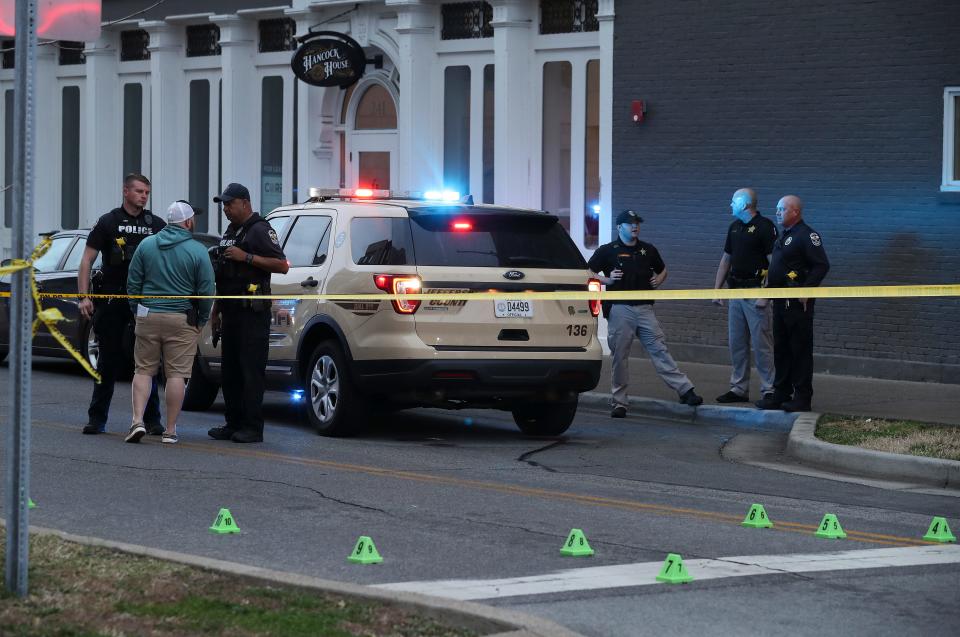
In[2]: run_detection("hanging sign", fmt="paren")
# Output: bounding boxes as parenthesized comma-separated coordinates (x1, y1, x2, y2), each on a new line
(291, 31, 367, 88)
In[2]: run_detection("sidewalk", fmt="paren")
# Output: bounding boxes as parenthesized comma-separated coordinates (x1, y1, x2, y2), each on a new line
(599, 354, 960, 426)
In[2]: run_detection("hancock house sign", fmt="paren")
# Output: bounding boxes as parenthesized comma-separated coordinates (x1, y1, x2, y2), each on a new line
(291, 31, 367, 88)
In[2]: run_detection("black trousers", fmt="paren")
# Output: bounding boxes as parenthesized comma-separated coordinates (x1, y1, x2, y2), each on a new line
(221, 307, 271, 435)
(87, 300, 160, 427)
(772, 299, 815, 403)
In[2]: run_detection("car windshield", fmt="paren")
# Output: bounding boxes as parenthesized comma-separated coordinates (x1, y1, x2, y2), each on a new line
(31, 236, 74, 273)
(408, 210, 586, 269)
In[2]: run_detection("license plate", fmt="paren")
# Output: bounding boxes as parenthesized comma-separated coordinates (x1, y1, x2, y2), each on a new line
(494, 299, 534, 318)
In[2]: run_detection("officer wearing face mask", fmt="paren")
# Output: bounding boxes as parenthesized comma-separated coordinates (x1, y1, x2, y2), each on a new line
(756, 195, 829, 412)
(588, 210, 703, 418)
(712, 188, 777, 404)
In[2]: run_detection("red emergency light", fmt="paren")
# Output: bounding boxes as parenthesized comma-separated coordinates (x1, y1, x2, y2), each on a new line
(0, 1, 102, 41)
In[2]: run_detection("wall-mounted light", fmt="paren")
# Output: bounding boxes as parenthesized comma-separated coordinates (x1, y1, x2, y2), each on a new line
(632, 100, 647, 124)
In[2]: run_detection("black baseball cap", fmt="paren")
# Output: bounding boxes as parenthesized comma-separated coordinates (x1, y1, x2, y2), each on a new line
(213, 183, 251, 203)
(616, 209, 644, 225)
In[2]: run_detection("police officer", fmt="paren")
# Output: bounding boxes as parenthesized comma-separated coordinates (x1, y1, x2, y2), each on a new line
(78, 174, 164, 435)
(712, 188, 777, 403)
(207, 183, 288, 443)
(588, 210, 703, 418)
(756, 195, 829, 412)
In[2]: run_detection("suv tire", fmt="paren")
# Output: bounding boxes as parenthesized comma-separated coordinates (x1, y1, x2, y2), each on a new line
(182, 354, 220, 411)
(305, 340, 365, 437)
(511, 398, 578, 436)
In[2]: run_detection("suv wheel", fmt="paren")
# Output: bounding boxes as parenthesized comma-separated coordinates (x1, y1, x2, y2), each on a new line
(81, 321, 98, 371)
(511, 398, 578, 436)
(305, 340, 364, 437)
(182, 354, 220, 411)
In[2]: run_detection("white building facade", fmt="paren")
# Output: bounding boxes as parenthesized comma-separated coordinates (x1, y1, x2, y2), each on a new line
(0, 0, 615, 259)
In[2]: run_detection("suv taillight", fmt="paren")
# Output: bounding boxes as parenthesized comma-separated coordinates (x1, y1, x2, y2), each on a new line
(374, 274, 422, 314)
(588, 278, 602, 317)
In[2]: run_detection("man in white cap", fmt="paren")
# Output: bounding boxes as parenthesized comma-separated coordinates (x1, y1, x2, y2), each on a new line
(124, 200, 216, 444)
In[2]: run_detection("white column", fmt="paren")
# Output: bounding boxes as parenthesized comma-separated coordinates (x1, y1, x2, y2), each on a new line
(82, 33, 121, 226)
(491, 0, 535, 208)
(390, 0, 441, 193)
(468, 62, 484, 201)
(569, 60, 587, 250)
(32, 45, 57, 234)
(597, 0, 615, 244)
(212, 15, 258, 213)
(142, 21, 185, 212)
(288, 9, 336, 198)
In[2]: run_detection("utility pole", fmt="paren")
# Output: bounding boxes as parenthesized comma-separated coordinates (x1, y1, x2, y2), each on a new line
(4, 0, 37, 597)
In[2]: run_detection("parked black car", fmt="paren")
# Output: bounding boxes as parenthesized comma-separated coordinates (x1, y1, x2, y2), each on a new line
(0, 229, 220, 369)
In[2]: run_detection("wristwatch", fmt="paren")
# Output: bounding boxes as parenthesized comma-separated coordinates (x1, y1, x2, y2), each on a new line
(245, 253, 254, 265)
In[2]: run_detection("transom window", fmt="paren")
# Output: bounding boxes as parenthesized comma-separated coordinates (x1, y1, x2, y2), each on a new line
(355, 85, 397, 130)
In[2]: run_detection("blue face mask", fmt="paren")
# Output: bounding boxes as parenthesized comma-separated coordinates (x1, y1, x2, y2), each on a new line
(732, 208, 753, 224)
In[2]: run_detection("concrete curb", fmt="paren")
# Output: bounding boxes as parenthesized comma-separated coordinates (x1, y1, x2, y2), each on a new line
(786, 413, 960, 488)
(20, 523, 587, 637)
(579, 391, 797, 432)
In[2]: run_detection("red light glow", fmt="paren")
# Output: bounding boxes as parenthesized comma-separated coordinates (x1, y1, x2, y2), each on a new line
(1, 1, 102, 39)
(588, 278, 602, 317)
(354, 188, 374, 197)
(452, 220, 473, 231)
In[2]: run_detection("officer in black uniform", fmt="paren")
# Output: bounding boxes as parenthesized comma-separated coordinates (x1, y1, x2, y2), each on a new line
(756, 195, 829, 412)
(207, 183, 289, 443)
(78, 174, 165, 435)
(588, 210, 703, 417)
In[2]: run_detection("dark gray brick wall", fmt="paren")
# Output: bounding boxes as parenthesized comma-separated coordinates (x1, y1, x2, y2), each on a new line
(612, 0, 960, 381)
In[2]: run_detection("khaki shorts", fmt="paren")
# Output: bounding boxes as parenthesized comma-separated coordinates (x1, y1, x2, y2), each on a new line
(134, 311, 201, 378)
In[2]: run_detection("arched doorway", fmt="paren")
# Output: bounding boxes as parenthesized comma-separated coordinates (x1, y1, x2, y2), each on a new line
(343, 76, 398, 190)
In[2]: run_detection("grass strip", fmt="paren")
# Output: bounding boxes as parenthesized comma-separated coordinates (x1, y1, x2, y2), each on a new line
(816, 415, 960, 461)
(0, 530, 475, 637)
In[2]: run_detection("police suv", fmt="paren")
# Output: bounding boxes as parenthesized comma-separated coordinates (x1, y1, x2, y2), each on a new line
(185, 189, 602, 436)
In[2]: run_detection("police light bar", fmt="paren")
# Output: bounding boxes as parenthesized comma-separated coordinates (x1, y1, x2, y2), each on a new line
(423, 190, 460, 202)
(343, 188, 391, 198)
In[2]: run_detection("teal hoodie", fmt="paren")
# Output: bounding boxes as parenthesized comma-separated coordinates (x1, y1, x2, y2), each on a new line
(127, 224, 216, 324)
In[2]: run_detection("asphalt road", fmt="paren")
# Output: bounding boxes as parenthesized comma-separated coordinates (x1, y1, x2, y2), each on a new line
(3, 358, 959, 636)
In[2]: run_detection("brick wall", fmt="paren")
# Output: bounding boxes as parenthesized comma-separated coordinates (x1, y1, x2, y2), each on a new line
(612, 0, 960, 382)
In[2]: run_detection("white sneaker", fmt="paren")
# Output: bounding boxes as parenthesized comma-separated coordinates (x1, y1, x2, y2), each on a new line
(161, 432, 178, 444)
(124, 423, 146, 443)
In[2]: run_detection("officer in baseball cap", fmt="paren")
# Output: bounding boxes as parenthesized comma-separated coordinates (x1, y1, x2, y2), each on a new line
(587, 209, 703, 417)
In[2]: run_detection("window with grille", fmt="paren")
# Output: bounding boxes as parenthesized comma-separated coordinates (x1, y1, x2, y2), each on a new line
(540, 0, 599, 35)
(1, 39, 13, 69)
(259, 18, 298, 53)
(120, 30, 150, 62)
(186, 24, 221, 57)
(58, 41, 85, 66)
(441, 2, 493, 40)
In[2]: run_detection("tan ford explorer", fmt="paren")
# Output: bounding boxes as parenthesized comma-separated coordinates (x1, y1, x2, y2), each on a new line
(185, 189, 602, 437)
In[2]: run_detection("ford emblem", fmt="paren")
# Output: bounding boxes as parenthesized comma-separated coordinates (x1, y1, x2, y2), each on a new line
(503, 270, 525, 280)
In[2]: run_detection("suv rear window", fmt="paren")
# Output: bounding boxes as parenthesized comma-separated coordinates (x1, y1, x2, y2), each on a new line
(408, 211, 586, 269)
(351, 217, 413, 265)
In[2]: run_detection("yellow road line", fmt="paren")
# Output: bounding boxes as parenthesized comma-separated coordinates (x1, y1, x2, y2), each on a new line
(38, 421, 928, 548)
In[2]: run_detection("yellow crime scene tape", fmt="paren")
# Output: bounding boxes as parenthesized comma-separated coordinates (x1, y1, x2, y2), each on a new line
(1, 284, 957, 302)
(0, 238, 101, 382)
(1, 238, 958, 384)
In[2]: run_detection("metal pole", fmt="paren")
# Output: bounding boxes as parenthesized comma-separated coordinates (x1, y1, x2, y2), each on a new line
(5, 0, 37, 597)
